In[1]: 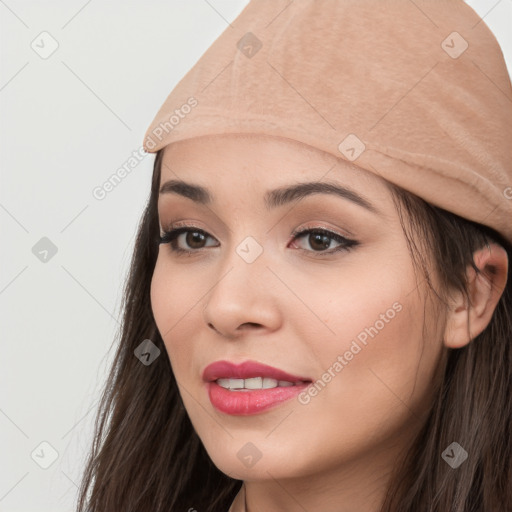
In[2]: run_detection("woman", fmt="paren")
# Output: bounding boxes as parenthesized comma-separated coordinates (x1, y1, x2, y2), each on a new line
(76, 1, 512, 511)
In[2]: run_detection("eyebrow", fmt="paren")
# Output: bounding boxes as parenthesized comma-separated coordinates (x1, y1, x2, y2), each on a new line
(159, 179, 380, 214)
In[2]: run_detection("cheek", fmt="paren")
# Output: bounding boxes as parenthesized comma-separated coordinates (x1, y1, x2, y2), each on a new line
(314, 254, 442, 404)
(150, 255, 203, 377)
(287, 255, 443, 461)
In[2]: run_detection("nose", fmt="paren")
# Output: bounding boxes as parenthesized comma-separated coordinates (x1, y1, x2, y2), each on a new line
(202, 247, 282, 339)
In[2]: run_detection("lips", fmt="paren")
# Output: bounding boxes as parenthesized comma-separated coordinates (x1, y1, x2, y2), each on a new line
(202, 360, 311, 383)
(202, 360, 312, 415)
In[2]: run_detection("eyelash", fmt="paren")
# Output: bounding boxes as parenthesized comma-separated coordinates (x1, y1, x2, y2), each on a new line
(158, 224, 359, 257)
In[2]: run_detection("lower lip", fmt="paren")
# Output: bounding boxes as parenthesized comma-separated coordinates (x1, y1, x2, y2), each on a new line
(207, 381, 310, 415)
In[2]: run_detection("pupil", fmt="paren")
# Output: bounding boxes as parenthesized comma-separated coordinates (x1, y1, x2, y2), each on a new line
(187, 231, 205, 248)
(310, 233, 330, 251)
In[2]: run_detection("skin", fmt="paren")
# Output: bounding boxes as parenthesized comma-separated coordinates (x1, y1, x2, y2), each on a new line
(150, 133, 508, 512)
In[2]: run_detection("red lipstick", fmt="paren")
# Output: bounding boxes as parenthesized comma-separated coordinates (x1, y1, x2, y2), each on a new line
(202, 360, 312, 415)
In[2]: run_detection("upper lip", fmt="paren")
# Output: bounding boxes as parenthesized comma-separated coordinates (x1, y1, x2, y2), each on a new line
(202, 360, 312, 383)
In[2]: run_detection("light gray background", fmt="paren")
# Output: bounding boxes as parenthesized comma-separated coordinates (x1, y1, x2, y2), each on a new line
(1, 1, 511, 511)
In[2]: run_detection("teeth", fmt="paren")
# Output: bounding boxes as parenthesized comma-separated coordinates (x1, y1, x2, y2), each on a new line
(262, 377, 278, 389)
(245, 377, 263, 389)
(216, 377, 297, 390)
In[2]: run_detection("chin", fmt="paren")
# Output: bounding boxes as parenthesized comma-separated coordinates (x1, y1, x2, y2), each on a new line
(205, 440, 312, 482)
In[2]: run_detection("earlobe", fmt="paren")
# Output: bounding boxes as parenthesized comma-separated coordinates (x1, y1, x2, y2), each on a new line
(443, 243, 509, 349)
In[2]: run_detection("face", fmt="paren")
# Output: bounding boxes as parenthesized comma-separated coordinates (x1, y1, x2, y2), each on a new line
(150, 134, 447, 483)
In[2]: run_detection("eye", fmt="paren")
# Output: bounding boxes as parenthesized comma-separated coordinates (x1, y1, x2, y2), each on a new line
(158, 225, 358, 256)
(289, 227, 358, 255)
(159, 226, 218, 255)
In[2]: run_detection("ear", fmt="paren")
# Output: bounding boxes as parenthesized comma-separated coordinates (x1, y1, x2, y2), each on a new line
(443, 242, 509, 349)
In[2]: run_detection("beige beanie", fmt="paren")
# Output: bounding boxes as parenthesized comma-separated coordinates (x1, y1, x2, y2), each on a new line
(143, 0, 512, 244)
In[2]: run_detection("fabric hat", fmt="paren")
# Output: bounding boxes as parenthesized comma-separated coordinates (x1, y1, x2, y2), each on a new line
(143, 0, 512, 244)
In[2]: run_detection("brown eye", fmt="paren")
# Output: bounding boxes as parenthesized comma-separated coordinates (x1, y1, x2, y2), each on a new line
(184, 231, 207, 249)
(291, 228, 358, 255)
(159, 226, 218, 255)
(307, 232, 333, 251)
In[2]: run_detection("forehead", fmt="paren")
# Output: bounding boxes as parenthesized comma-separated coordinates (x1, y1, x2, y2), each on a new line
(157, 134, 401, 236)
(160, 133, 387, 193)
(157, 136, 405, 228)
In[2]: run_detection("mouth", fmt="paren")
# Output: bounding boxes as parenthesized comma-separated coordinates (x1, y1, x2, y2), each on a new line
(202, 360, 312, 415)
(215, 376, 309, 390)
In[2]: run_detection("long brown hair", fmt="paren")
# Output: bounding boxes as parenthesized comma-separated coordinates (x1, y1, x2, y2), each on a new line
(75, 149, 511, 511)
